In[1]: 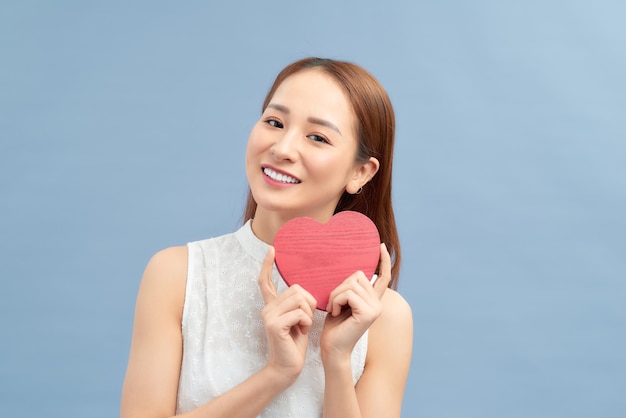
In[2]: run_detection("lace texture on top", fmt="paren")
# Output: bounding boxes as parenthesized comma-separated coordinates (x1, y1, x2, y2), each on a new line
(176, 221, 368, 417)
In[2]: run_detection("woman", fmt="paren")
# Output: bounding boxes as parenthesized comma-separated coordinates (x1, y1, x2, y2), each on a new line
(121, 57, 413, 418)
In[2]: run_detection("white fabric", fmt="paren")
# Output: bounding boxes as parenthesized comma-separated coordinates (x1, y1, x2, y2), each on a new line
(176, 220, 368, 417)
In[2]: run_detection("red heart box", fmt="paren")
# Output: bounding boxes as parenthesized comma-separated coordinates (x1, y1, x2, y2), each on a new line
(273, 211, 380, 311)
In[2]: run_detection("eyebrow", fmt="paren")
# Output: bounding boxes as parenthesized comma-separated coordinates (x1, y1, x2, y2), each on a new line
(267, 103, 342, 136)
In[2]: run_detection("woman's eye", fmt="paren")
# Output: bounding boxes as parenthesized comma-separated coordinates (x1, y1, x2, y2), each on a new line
(266, 119, 283, 129)
(308, 134, 330, 144)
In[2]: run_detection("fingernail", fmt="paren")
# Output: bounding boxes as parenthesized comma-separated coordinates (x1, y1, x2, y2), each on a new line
(370, 274, 379, 285)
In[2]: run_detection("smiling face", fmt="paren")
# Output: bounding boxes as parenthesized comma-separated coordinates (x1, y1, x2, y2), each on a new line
(245, 69, 377, 226)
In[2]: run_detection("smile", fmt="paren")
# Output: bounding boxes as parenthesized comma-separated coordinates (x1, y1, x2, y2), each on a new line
(263, 167, 301, 184)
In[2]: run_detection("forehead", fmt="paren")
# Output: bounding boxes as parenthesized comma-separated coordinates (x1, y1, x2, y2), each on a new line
(269, 69, 355, 121)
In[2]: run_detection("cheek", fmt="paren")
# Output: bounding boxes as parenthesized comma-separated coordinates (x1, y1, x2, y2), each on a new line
(245, 131, 259, 160)
(244, 132, 260, 175)
(308, 156, 334, 174)
(306, 152, 354, 181)
(246, 125, 267, 156)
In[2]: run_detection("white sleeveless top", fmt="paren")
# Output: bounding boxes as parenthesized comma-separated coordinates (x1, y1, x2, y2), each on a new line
(176, 220, 368, 417)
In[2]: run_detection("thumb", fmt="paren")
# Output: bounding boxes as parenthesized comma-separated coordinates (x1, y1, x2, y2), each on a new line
(258, 246, 277, 305)
(373, 243, 392, 299)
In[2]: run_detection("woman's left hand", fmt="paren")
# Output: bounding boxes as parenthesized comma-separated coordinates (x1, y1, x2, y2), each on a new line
(320, 243, 392, 362)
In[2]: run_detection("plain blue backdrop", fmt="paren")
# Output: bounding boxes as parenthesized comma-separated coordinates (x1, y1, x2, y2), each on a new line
(1, 1, 625, 417)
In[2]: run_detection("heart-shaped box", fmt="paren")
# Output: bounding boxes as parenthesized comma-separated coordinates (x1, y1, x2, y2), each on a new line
(273, 211, 380, 311)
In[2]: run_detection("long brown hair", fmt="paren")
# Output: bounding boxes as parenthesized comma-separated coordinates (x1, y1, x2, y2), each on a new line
(243, 57, 401, 289)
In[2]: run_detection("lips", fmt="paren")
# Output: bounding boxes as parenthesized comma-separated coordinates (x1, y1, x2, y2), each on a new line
(263, 167, 301, 184)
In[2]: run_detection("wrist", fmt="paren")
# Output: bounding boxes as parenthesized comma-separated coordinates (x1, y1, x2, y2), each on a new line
(261, 363, 299, 390)
(321, 349, 352, 371)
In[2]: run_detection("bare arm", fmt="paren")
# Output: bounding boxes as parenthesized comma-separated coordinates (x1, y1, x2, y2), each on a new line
(355, 290, 413, 418)
(120, 246, 188, 418)
(322, 290, 412, 418)
(321, 245, 413, 418)
(120, 246, 316, 418)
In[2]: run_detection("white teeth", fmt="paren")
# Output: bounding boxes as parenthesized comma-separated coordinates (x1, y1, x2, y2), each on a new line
(263, 168, 300, 184)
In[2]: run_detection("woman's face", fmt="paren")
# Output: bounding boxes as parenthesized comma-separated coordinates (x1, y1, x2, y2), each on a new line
(245, 69, 368, 222)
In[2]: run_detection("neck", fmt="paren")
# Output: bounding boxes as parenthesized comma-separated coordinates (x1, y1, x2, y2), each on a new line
(250, 209, 286, 245)
(251, 206, 335, 244)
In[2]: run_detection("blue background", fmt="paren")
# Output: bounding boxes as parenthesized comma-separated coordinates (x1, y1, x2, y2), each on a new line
(1, 1, 625, 417)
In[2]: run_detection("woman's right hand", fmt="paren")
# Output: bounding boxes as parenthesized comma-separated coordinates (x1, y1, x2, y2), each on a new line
(257, 246, 317, 385)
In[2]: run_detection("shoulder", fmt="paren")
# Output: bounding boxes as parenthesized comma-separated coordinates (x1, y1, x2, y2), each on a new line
(367, 289, 413, 364)
(122, 247, 190, 416)
(143, 245, 189, 286)
(136, 245, 189, 322)
(355, 289, 412, 413)
(376, 289, 413, 338)
(380, 288, 412, 322)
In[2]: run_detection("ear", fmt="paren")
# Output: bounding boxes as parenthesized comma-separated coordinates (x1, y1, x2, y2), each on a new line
(347, 157, 380, 194)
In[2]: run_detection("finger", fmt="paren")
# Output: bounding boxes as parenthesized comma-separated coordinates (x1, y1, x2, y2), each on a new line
(293, 309, 314, 335)
(269, 308, 314, 335)
(297, 285, 318, 319)
(283, 284, 317, 313)
(329, 289, 359, 316)
(258, 246, 277, 305)
(373, 243, 392, 298)
(327, 271, 385, 317)
(272, 286, 317, 319)
(327, 271, 369, 298)
(326, 271, 372, 314)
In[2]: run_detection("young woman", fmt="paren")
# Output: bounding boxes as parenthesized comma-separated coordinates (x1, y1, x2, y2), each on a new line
(121, 57, 413, 418)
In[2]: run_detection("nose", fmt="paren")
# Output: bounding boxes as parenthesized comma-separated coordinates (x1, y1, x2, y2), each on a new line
(271, 129, 299, 162)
